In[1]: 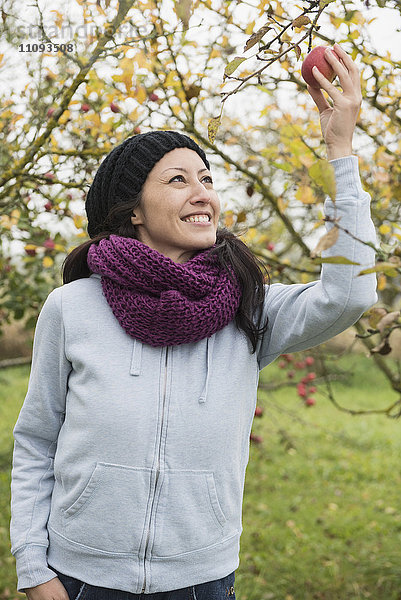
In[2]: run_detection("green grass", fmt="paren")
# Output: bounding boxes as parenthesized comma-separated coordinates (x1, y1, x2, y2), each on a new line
(239, 354, 401, 600)
(1, 356, 401, 599)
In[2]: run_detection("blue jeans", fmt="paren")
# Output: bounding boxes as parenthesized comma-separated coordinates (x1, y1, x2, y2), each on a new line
(48, 566, 236, 600)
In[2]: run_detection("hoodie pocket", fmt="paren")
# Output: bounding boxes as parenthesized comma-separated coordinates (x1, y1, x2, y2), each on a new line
(152, 470, 227, 557)
(63, 462, 152, 553)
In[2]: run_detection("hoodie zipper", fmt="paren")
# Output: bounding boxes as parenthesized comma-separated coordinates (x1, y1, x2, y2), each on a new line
(141, 346, 169, 594)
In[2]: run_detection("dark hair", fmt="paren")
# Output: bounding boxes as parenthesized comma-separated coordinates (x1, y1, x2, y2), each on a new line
(62, 198, 270, 353)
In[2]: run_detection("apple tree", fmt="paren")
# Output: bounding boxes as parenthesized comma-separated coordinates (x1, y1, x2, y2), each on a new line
(0, 0, 400, 413)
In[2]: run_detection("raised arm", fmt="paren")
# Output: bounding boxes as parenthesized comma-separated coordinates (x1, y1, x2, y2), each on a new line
(256, 44, 378, 370)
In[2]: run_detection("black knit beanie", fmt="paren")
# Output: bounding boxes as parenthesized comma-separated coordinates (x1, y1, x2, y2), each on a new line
(85, 130, 210, 238)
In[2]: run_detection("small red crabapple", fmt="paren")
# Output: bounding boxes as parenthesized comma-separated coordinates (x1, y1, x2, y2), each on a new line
(297, 383, 307, 398)
(43, 238, 55, 250)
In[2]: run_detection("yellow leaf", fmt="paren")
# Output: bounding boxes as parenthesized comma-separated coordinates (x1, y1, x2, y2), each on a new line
(379, 224, 391, 235)
(210, 48, 221, 59)
(164, 71, 179, 87)
(73, 215, 85, 230)
(224, 212, 234, 228)
(134, 87, 147, 104)
(278, 197, 288, 212)
(296, 186, 315, 205)
(171, 104, 182, 116)
(246, 228, 258, 241)
(377, 273, 387, 291)
(43, 256, 54, 268)
(208, 116, 221, 144)
(310, 226, 339, 258)
(1, 215, 11, 230)
(245, 20, 255, 35)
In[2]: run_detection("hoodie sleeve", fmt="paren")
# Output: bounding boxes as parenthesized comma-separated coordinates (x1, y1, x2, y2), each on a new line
(10, 287, 72, 592)
(256, 155, 378, 371)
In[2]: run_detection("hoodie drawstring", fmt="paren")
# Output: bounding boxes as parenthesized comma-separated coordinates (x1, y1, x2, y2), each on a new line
(130, 338, 142, 376)
(198, 334, 215, 404)
(130, 336, 215, 404)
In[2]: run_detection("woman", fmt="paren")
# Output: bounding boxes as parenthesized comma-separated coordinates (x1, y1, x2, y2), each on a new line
(10, 44, 377, 600)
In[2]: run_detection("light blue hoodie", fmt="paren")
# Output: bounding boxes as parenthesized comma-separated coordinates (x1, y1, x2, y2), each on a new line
(10, 156, 377, 593)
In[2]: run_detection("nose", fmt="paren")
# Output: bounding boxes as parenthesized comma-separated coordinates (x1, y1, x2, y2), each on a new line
(189, 180, 212, 205)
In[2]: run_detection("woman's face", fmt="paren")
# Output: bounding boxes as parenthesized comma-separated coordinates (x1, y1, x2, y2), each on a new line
(131, 148, 220, 263)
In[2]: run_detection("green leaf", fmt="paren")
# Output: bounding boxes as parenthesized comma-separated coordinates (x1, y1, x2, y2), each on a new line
(308, 160, 336, 201)
(224, 56, 247, 79)
(311, 256, 360, 265)
(358, 262, 400, 277)
(174, 0, 192, 28)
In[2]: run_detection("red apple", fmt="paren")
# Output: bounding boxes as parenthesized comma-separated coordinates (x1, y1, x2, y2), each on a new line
(301, 46, 339, 89)
(81, 103, 90, 112)
(43, 238, 55, 250)
(134, 126, 141, 134)
(305, 356, 315, 366)
(149, 92, 159, 102)
(305, 397, 316, 406)
(250, 433, 263, 444)
(110, 102, 121, 113)
(254, 406, 263, 417)
(47, 107, 56, 118)
(44, 202, 53, 211)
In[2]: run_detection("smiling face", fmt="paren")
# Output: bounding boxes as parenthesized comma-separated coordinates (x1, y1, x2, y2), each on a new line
(130, 147, 220, 263)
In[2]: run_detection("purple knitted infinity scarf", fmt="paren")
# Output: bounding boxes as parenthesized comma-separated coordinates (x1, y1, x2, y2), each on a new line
(87, 235, 242, 347)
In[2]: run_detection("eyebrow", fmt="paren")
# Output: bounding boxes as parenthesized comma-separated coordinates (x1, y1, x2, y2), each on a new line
(161, 167, 210, 174)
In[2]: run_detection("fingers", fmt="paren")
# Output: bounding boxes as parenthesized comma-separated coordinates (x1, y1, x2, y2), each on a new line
(319, 44, 362, 107)
(307, 84, 331, 114)
(324, 47, 354, 95)
(332, 42, 361, 85)
(311, 66, 342, 101)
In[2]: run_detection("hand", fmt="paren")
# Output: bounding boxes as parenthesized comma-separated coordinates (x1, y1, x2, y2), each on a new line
(25, 577, 69, 600)
(307, 43, 362, 161)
